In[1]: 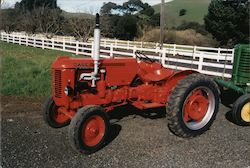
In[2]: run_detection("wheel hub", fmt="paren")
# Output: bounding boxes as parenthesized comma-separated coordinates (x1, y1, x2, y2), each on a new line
(241, 102, 250, 122)
(184, 90, 209, 122)
(82, 115, 105, 147)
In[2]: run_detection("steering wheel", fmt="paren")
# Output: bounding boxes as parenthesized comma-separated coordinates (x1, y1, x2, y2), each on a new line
(135, 51, 155, 63)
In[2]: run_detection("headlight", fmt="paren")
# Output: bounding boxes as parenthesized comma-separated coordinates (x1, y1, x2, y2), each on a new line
(64, 86, 73, 96)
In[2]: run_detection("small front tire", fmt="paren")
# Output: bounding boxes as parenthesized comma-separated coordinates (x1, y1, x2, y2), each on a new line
(232, 94, 250, 126)
(42, 96, 70, 128)
(69, 105, 110, 154)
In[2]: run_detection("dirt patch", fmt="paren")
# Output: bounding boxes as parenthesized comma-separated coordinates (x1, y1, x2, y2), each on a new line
(1, 96, 44, 116)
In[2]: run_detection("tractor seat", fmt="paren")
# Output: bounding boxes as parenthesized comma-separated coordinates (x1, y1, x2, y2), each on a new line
(138, 61, 174, 82)
(143, 68, 174, 82)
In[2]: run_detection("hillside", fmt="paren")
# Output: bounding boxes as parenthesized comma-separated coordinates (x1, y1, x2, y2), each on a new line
(153, 0, 211, 28)
(62, 10, 94, 19)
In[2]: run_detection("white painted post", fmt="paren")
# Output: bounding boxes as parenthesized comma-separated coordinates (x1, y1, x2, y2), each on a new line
(52, 38, 54, 49)
(217, 48, 221, 62)
(42, 38, 45, 49)
(19, 36, 21, 45)
(161, 48, 166, 66)
(63, 39, 65, 51)
(33, 38, 36, 47)
(193, 46, 197, 59)
(76, 41, 79, 55)
(12, 35, 15, 43)
(110, 44, 114, 58)
(26, 37, 28, 46)
(198, 55, 204, 72)
(141, 41, 143, 48)
(133, 45, 137, 58)
(173, 44, 176, 56)
(7, 34, 9, 43)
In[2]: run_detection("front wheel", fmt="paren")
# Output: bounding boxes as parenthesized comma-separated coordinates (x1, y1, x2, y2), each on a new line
(42, 96, 70, 128)
(232, 94, 250, 126)
(166, 74, 220, 138)
(68, 105, 110, 154)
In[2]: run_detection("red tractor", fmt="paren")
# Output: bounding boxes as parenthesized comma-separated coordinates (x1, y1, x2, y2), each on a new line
(43, 14, 220, 154)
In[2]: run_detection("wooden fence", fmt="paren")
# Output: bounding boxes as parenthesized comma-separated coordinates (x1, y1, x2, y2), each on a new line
(0, 32, 234, 78)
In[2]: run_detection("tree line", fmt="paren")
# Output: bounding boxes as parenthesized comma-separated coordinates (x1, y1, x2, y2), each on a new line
(0, 0, 249, 47)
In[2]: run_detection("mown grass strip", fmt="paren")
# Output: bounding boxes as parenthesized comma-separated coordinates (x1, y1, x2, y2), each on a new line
(0, 42, 77, 97)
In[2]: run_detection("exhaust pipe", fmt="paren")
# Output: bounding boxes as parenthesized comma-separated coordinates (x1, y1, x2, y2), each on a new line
(79, 13, 101, 87)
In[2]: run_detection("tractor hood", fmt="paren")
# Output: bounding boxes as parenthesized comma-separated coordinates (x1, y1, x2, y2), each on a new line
(52, 56, 139, 70)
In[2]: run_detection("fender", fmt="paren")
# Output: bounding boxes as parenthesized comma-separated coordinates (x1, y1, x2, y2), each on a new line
(165, 70, 199, 91)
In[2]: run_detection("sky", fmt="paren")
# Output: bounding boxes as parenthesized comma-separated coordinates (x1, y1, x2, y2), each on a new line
(1, 0, 173, 13)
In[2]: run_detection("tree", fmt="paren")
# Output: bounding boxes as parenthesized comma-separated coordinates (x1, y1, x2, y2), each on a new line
(15, 0, 57, 11)
(100, 2, 117, 15)
(204, 0, 249, 46)
(66, 17, 94, 42)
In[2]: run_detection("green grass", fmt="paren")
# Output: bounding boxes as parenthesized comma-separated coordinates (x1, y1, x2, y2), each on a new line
(153, 0, 211, 28)
(0, 42, 77, 97)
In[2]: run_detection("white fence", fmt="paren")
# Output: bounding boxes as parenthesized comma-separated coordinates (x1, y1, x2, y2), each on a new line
(0, 32, 234, 78)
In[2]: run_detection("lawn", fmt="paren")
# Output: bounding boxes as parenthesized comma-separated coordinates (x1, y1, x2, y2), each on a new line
(0, 42, 77, 97)
(153, 0, 211, 27)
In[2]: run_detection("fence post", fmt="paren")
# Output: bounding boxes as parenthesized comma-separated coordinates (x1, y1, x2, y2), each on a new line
(198, 55, 204, 72)
(33, 38, 36, 47)
(76, 41, 79, 55)
(19, 36, 21, 45)
(140, 41, 143, 48)
(133, 45, 137, 58)
(110, 44, 114, 58)
(161, 48, 166, 66)
(63, 39, 65, 51)
(52, 38, 55, 49)
(26, 36, 28, 46)
(217, 48, 221, 62)
(7, 34, 9, 43)
(193, 46, 197, 59)
(173, 44, 176, 56)
(115, 40, 117, 48)
(42, 38, 45, 49)
(12, 35, 15, 43)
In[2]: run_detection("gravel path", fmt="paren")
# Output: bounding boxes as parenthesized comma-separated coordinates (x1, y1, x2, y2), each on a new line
(1, 97, 250, 168)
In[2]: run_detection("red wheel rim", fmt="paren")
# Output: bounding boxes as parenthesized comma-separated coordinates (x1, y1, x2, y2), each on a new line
(52, 106, 69, 124)
(184, 89, 209, 122)
(82, 115, 105, 147)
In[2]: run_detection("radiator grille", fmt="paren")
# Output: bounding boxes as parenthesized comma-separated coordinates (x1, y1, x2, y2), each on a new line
(54, 70, 62, 98)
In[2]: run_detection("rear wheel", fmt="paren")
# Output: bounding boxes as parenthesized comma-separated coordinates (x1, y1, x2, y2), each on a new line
(42, 96, 70, 128)
(166, 74, 220, 138)
(69, 105, 110, 154)
(232, 94, 250, 126)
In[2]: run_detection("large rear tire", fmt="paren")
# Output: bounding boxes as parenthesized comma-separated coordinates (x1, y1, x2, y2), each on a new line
(69, 105, 110, 154)
(42, 96, 70, 128)
(166, 74, 220, 138)
(232, 94, 250, 126)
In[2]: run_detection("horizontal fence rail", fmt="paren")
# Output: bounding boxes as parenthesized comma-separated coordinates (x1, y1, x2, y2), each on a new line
(1, 32, 234, 78)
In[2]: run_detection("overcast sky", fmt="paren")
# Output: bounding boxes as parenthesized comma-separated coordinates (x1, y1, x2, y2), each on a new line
(2, 0, 172, 13)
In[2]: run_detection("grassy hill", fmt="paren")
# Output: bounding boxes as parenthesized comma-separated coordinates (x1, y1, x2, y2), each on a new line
(153, 0, 211, 28)
(62, 10, 94, 19)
